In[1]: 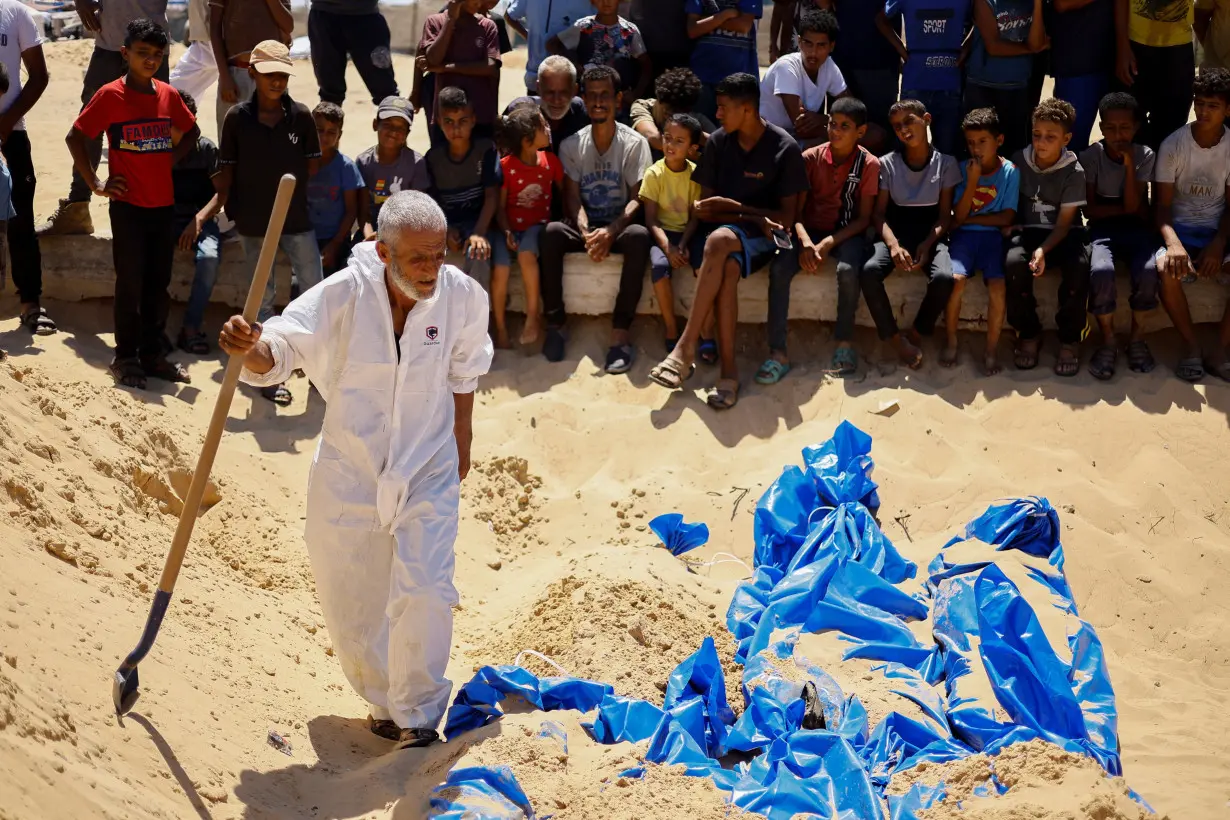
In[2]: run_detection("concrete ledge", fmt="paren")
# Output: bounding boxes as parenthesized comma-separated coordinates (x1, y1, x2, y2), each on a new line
(28, 233, 1228, 332)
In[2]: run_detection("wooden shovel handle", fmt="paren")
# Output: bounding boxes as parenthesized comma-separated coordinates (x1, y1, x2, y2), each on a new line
(157, 174, 297, 594)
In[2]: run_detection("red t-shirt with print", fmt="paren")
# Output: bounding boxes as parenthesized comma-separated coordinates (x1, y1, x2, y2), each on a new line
(73, 78, 196, 209)
(500, 151, 564, 231)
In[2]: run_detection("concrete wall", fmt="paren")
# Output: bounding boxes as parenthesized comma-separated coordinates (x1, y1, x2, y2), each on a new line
(26, 234, 1226, 334)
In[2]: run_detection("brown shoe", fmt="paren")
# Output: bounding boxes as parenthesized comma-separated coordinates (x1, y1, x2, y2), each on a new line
(37, 199, 94, 237)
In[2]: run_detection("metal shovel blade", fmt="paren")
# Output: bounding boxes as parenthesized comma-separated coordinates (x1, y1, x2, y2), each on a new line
(112, 589, 171, 716)
(113, 666, 141, 716)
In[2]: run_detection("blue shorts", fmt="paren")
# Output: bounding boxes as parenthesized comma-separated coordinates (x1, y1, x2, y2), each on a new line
(650, 229, 706, 282)
(507, 223, 543, 257)
(703, 223, 778, 279)
(456, 219, 511, 267)
(950, 228, 1005, 280)
(1156, 224, 1230, 279)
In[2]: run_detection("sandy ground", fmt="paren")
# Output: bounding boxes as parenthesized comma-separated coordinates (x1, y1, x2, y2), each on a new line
(1, 36, 1228, 820)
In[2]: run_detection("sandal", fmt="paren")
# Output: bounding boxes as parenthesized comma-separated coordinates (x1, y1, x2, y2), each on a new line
(1207, 359, 1230, 382)
(1126, 340, 1155, 374)
(397, 727, 440, 749)
(604, 344, 635, 375)
(698, 337, 718, 366)
(261, 384, 293, 405)
(648, 354, 694, 389)
(369, 716, 401, 741)
(1088, 345, 1116, 381)
(142, 356, 191, 384)
(754, 358, 791, 385)
(1014, 338, 1040, 370)
(109, 357, 146, 389)
(20, 307, 56, 336)
(830, 347, 857, 377)
(1176, 357, 1205, 382)
(1054, 345, 1080, 378)
(177, 330, 210, 355)
(706, 378, 740, 410)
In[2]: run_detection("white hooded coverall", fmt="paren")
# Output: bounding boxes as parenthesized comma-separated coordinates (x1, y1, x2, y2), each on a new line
(240, 243, 494, 729)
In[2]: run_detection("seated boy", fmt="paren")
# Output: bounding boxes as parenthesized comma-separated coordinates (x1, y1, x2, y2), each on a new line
(944, 108, 1018, 375)
(1155, 68, 1230, 382)
(1082, 92, 1159, 379)
(171, 90, 224, 356)
(759, 8, 846, 146)
(67, 19, 200, 389)
(640, 113, 704, 351)
(764, 96, 879, 382)
(630, 67, 717, 160)
(308, 102, 364, 277)
(426, 86, 502, 287)
(548, 0, 653, 107)
(358, 96, 432, 238)
(648, 72, 808, 409)
(1004, 98, 1091, 377)
(862, 99, 960, 369)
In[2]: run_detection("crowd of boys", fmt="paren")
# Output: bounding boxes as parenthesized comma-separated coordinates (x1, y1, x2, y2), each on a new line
(5, 0, 1230, 411)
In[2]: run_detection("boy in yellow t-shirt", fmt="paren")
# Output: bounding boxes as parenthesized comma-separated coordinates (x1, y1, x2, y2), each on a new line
(639, 113, 702, 349)
(1117, 0, 1196, 148)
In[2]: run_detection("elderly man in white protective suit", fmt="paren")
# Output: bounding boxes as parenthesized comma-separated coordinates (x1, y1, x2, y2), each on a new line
(219, 190, 493, 749)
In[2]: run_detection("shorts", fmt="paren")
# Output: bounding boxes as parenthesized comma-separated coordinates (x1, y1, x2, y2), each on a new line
(506, 224, 544, 257)
(701, 223, 778, 279)
(1155, 225, 1230, 281)
(649, 229, 705, 282)
(455, 218, 511, 267)
(950, 229, 1005, 280)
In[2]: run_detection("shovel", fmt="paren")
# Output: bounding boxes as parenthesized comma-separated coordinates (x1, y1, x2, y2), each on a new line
(113, 174, 297, 716)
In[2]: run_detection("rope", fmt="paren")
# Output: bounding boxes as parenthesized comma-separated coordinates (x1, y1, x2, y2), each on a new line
(513, 649, 569, 676)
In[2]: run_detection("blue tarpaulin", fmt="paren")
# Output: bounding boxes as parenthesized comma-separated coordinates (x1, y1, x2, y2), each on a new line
(433, 424, 1143, 819)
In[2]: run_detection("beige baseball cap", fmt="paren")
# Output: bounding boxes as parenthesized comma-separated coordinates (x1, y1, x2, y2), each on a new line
(250, 40, 294, 75)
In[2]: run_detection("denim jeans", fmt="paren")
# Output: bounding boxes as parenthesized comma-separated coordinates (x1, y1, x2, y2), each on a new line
(239, 231, 324, 323)
(901, 89, 962, 156)
(862, 237, 955, 339)
(1088, 219, 1160, 315)
(182, 220, 222, 330)
(768, 234, 868, 351)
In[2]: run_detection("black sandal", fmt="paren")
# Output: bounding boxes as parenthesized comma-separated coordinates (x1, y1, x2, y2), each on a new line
(177, 330, 210, 355)
(261, 384, 293, 406)
(20, 307, 56, 336)
(142, 356, 191, 384)
(1126, 340, 1155, 373)
(397, 727, 439, 749)
(1088, 345, 1116, 381)
(109, 357, 146, 389)
(369, 716, 400, 741)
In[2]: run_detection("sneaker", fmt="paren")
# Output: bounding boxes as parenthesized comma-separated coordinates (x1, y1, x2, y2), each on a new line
(542, 327, 566, 362)
(36, 199, 94, 237)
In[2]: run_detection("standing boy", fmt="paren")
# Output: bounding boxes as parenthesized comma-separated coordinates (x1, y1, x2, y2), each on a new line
(764, 96, 879, 381)
(549, 0, 653, 108)
(420, 0, 502, 146)
(1005, 97, 1091, 376)
(684, 0, 761, 121)
(308, 102, 364, 277)
(358, 96, 432, 237)
(171, 90, 224, 356)
(1116, 0, 1195, 150)
(210, 0, 293, 131)
(426, 86, 502, 286)
(759, 9, 847, 143)
(1082, 92, 1159, 379)
(67, 19, 199, 389)
(964, 0, 1048, 157)
(1048, 0, 1115, 153)
(862, 99, 961, 369)
(216, 40, 323, 406)
(945, 108, 1018, 375)
(1154, 68, 1230, 381)
(307, 0, 400, 106)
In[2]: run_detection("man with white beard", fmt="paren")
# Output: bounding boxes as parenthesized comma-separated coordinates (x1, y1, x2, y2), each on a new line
(503, 55, 590, 155)
(218, 190, 493, 749)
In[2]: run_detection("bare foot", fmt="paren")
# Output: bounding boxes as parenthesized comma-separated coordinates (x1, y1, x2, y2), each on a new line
(494, 328, 512, 350)
(983, 352, 1002, 376)
(519, 314, 543, 346)
(940, 341, 958, 368)
(897, 335, 923, 369)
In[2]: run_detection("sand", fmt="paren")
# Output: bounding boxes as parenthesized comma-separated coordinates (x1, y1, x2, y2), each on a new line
(1, 38, 1229, 820)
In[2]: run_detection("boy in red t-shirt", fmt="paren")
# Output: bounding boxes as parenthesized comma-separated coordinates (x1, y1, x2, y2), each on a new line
(494, 103, 563, 348)
(67, 19, 199, 389)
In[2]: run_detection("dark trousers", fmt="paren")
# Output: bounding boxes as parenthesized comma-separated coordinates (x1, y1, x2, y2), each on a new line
(539, 221, 652, 330)
(70, 47, 170, 203)
(862, 238, 954, 339)
(1117, 42, 1196, 150)
(110, 201, 175, 361)
(964, 82, 1033, 159)
(1004, 229, 1091, 344)
(309, 8, 400, 105)
(2, 131, 42, 303)
(1088, 220, 1160, 315)
(768, 234, 868, 350)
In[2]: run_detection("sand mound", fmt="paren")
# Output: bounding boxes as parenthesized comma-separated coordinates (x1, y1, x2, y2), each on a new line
(889, 740, 1165, 820)
(485, 572, 740, 706)
(462, 456, 545, 562)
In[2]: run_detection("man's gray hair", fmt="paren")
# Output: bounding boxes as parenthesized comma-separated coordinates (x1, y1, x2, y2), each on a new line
(538, 54, 577, 86)
(377, 190, 448, 245)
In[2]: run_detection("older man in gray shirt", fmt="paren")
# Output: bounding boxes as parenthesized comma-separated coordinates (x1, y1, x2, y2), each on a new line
(38, 0, 169, 237)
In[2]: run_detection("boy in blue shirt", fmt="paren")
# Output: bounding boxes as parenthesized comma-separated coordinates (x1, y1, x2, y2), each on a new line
(878, 0, 969, 156)
(1082, 92, 1159, 379)
(944, 107, 1018, 374)
(965, 0, 1048, 157)
(307, 102, 365, 277)
(684, 0, 762, 121)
